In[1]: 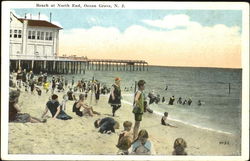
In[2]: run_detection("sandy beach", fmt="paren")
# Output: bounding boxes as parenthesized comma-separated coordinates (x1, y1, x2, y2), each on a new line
(8, 86, 241, 156)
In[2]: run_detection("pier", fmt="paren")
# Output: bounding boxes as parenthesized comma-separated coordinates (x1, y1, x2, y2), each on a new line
(10, 56, 148, 74)
(9, 12, 149, 75)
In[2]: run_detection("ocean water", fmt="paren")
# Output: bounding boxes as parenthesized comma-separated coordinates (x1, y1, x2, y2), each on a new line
(54, 66, 242, 136)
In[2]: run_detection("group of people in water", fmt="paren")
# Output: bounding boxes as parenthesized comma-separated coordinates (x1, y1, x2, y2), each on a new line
(9, 68, 188, 155)
(148, 91, 203, 107)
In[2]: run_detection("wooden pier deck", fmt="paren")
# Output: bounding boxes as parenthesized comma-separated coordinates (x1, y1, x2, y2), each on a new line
(10, 56, 149, 74)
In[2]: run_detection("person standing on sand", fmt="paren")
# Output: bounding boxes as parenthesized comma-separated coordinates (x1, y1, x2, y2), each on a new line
(27, 71, 34, 87)
(29, 79, 35, 94)
(132, 80, 146, 140)
(16, 68, 23, 88)
(108, 77, 122, 117)
(21, 69, 27, 88)
(51, 76, 56, 94)
(94, 80, 101, 104)
(71, 76, 75, 87)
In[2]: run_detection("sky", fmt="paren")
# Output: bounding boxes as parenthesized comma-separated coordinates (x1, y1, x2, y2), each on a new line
(12, 9, 242, 68)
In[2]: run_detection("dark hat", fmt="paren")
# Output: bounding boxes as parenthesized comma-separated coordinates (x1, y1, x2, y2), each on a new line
(9, 90, 20, 102)
(51, 94, 58, 100)
(137, 80, 146, 87)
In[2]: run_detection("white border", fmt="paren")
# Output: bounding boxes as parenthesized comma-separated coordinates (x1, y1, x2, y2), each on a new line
(1, 1, 249, 161)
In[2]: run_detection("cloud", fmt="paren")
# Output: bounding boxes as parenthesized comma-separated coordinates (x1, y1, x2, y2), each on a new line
(86, 17, 100, 25)
(142, 14, 202, 29)
(58, 15, 241, 68)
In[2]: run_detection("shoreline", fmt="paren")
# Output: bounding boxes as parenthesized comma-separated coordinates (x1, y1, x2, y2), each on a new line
(120, 99, 235, 136)
(8, 87, 241, 155)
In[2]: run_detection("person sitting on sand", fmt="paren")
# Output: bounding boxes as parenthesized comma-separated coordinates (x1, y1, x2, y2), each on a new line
(72, 94, 100, 117)
(9, 89, 45, 123)
(94, 117, 119, 134)
(41, 94, 72, 120)
(116, 121, 133, 155)
(172, 138, 187, 155)
(67, 88, 76, 101)
(129, 129, 155, 155)
(161, 112, 177, 128)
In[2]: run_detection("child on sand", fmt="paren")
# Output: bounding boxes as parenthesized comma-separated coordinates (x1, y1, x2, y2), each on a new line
(61, 94, 68, 111)
(43, 81, 50, 93)
(94, 117, 119, 134)
(161, 112, 177, 128)
(129, 129, 155, 155)
(116, 121, 133, 155)
(172, 138, 187, 155)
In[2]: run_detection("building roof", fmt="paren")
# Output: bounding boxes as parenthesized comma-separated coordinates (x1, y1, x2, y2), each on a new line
(18, 18, 62, 29)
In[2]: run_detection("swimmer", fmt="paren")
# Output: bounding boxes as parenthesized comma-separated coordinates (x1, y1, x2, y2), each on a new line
(168, 96, 175, 105)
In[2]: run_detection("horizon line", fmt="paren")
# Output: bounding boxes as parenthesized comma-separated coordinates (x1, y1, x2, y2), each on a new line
(148, 64, 242, 70)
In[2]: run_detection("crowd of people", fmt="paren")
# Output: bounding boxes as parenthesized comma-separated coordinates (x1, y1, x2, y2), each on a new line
(148, 91, 204, 107)
(9, 68, 188, 155)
